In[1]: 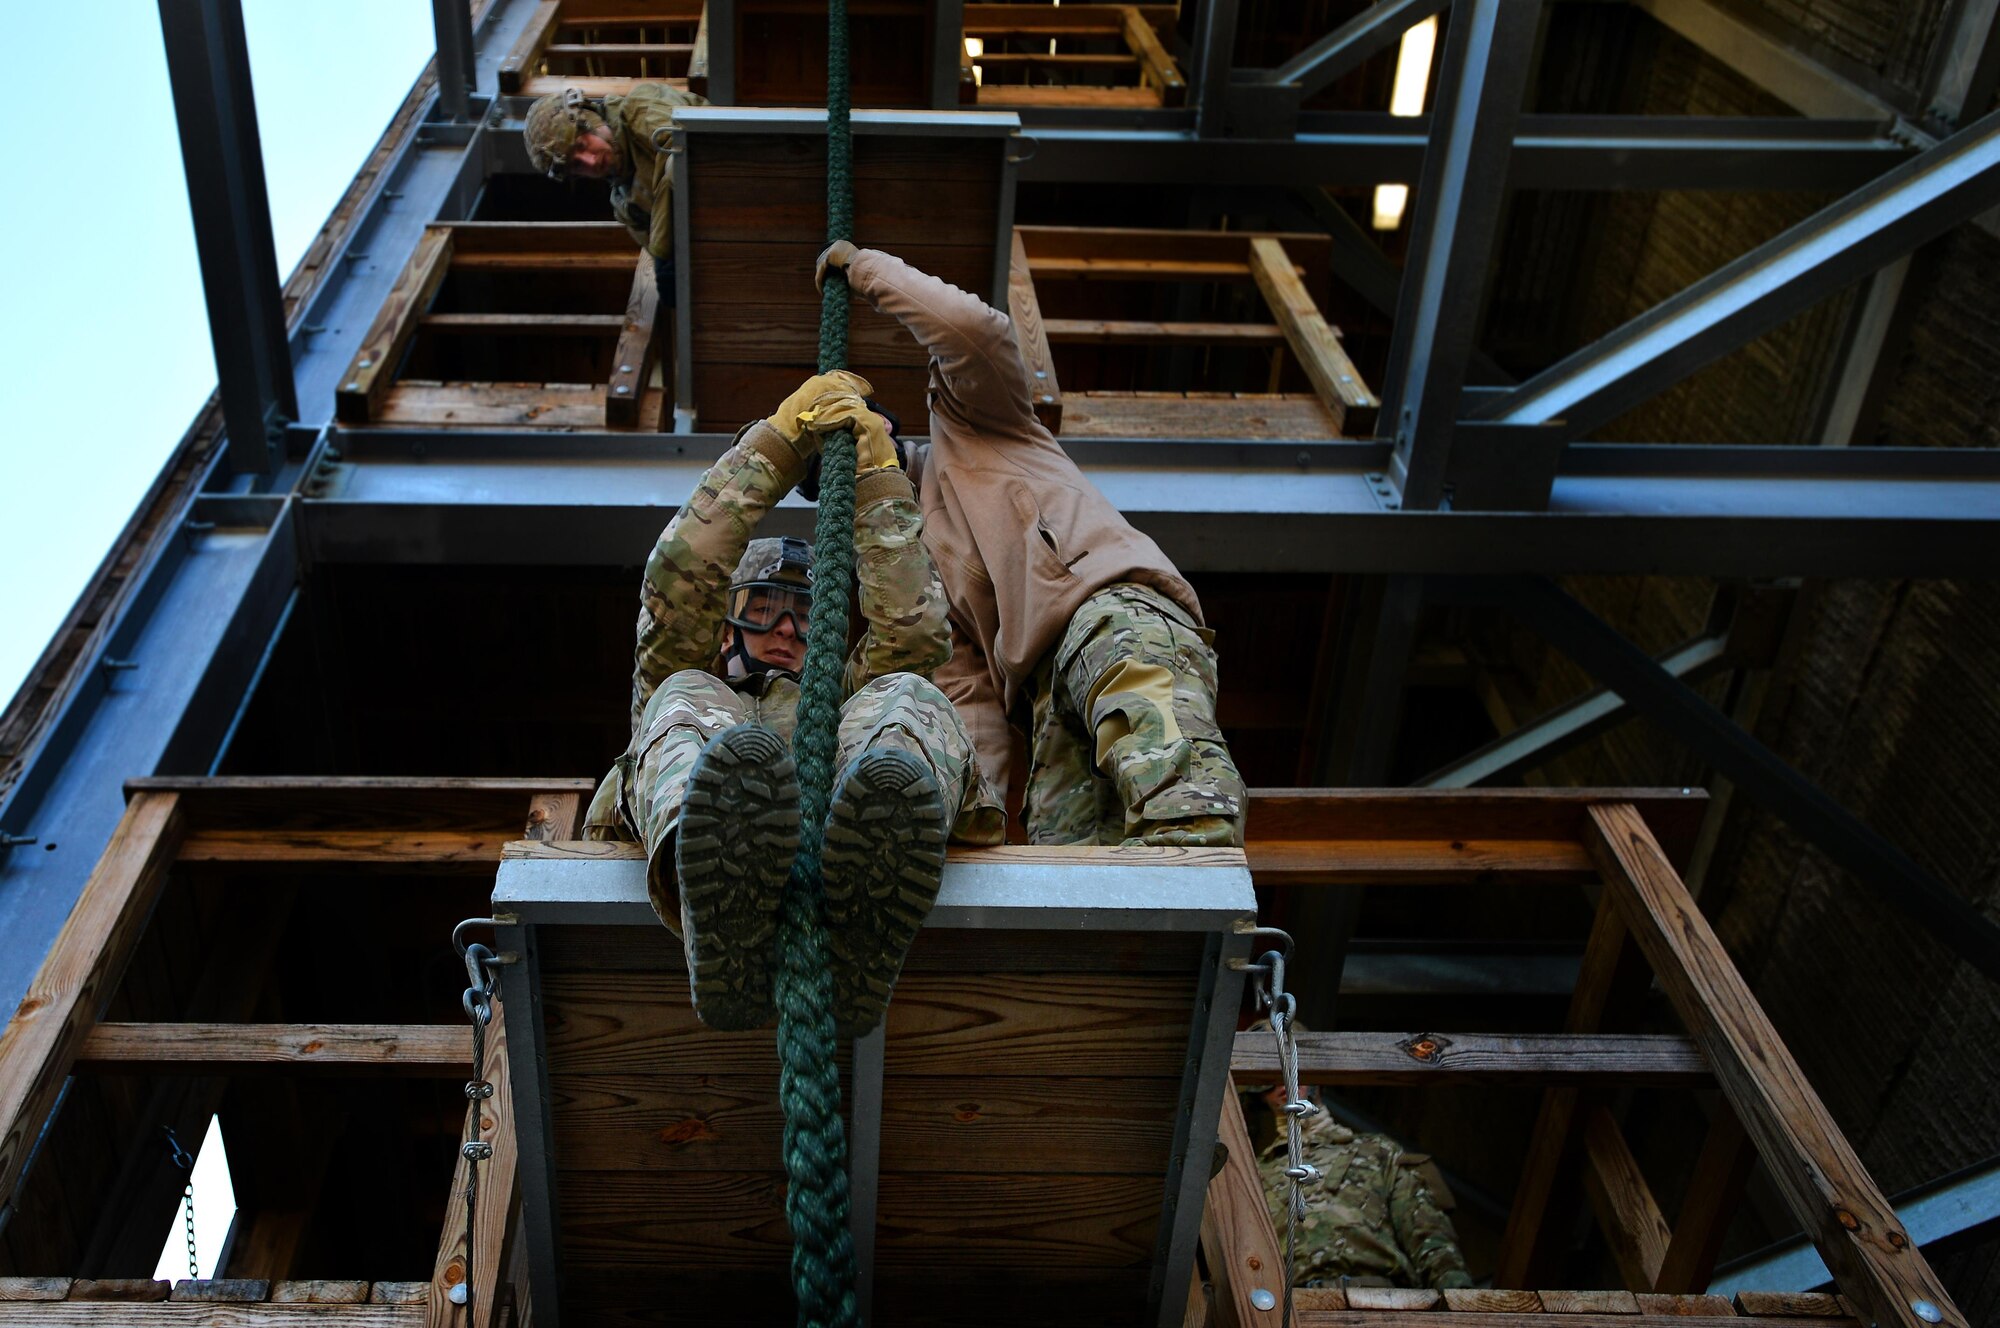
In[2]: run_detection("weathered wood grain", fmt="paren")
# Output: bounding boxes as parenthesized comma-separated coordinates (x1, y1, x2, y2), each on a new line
(606, 254, 661, 427)
(1583, 1107, 1673, 1293)
(337, 228, 453, 423)
(1443, 1289, 1545, 1311)
(1060, 393, 1340, 441)
(0, 794, 183, 1215)
(1656, 1107, 1756, 1292)
(0, 1281, 70, 1302)
(271, 1283, 372, 1305)
(0, 1309, 424, 1325)
(522, 792, 581, 843)
(75, 1024, 469, 1076)
(1122, 6, 1185, 102)
(1634, 1294, 1738, 1316)
(495, 1, 559, 92)
(176, 829, 505, 865)
(1232, 1031, 1708, 1086)
(377, 383, 668, 431)
(1248, 236, 1375, 413)
(1045, 319, 1289, 346)
(427, 997, 514, 1328)
(1590, 803, 1963, 1328)
(65, 1282, 171, 1302)
(1344, 1286, 1441, 1310)
(1540, 1290, 1643, 1313)
(1200, 1089, 1284, 1328)
(977, 84, 1163, 107)
(1732, 1292, 1855, 1318)
(171, 1282, 270, 1302)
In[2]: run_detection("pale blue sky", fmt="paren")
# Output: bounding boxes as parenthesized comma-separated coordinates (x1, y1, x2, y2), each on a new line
(0, 3, 435, 713)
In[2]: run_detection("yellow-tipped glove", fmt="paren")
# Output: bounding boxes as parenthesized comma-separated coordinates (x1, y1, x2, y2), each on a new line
(796, 392, 900, 473)
(815, 239, 859, 293)
(767, 369, 875, 446)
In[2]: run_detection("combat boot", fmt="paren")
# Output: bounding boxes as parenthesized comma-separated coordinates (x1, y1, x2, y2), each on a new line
(674, 723, 800, 1030)
(1129, 814, 1240, 848)
(820, 748, 950, 1038)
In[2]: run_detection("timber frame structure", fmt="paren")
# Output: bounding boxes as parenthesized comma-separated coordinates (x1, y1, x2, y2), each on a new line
(5, 0, 2000, 1323)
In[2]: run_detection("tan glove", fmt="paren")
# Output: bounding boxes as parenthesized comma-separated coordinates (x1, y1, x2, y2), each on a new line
(815, 239, 859, 293)
(767, 369, 875, 444)
(797, 392, 899, 473)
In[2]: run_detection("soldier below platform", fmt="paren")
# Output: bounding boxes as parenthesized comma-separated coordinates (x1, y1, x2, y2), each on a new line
(1248, 1020, 1474, 1291)
(522, 82, 708, 300)
(812, 241, 1248, 848)
(581, 372, 999, 1037)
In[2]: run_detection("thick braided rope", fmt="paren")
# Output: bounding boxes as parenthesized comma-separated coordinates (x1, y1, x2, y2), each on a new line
(772, 0, 861, 1320)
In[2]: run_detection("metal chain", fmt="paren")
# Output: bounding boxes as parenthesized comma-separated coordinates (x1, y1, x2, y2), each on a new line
(164, 1126, 198, 1279)
(1245, 934, 1321, 1328)
(452, 921, 503, 1313)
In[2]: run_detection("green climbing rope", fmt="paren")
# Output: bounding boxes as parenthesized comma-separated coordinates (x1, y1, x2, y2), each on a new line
(773, 0, 862, 1321)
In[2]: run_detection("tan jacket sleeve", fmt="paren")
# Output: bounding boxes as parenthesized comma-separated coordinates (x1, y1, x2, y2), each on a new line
(630, 423, 810, 730)
(845, 248, 1041, 436)
(843, 468, 951, 693)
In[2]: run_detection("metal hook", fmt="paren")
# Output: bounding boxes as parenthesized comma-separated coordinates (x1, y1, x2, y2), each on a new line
(1006, 132, 1040, 166)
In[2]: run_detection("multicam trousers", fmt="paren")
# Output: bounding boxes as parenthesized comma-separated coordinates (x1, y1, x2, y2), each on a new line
(1023, 582, 1246, 846)
(583, 668, 993, 927)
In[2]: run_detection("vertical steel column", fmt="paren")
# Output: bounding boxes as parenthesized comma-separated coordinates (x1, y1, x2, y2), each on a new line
(433, 0, 478, 123)
(706, 0, 738, 104)
(1192, 0, 1243, 137)
(157, 0, 297, 476)
(497, 920, 564, 1328)
(931, 0, 967, 108)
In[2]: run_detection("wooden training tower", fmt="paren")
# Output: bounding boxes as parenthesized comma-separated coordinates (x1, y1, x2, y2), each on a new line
(0, 782, 1965, 1326)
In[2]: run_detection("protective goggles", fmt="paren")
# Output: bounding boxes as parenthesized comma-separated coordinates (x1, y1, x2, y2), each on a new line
(725, 582, 813, 636)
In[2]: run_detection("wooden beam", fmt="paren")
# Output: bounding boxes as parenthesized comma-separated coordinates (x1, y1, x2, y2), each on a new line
(416, 315, 626, 337)
(964, 4, 1177, 32)
(0, 1309, 423, 1325)
(542, 42, 695, 57)
(497, 1, 560, 93)
(1027, 256, 1276, 281)
(1121, 6, 1185, 104)
(968, 51, 1141, 66)
(1233, 1030, 1709, 1086)
(1007, 230, 1061, 432)
(1586, 802, 1963, 1328)
(428, 998, 516, 1328)
(1248, 236, 1378, 416)
(1298, 1316, 1855, 1328)
(1199, 1089, 1284, 1328)
(336, 228, 453, 425)
(687, 0, 709, 96)
(1583, 1106, 1674, 1293)
(1044, 319, 1288, 346)
(606, 253, 663, 428)
(523, 792, 583, 842)
(75, 1025, 471, 1076)
(0, 793, 184, 1212)
(177, 829, 506, 866)
(1655, 1103, 1757, 1292)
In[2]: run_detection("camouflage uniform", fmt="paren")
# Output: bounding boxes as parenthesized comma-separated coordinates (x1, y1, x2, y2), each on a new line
(523, 83, 706, 261)
(1023, 582, 1246, 846)
(582, 411, 1000, 927)
(1257, 1109, 1473, 1290)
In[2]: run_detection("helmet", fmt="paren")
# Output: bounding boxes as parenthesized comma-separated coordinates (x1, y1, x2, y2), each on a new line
(524, 89, 608, 180)
(723, 537, 814, 679)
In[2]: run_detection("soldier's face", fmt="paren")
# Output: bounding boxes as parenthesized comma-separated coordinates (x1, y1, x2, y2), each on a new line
(727, 616, 806, 673)
(567, 127, 621, 179)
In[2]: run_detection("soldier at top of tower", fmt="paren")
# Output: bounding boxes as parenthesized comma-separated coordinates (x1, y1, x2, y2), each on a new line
(580, 370, 1001, 1037)
(522, 82, 707, 293)
(810, 241, 1247, 850)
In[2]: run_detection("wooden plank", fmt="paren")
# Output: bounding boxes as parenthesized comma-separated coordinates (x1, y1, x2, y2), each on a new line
(0, 793, 183, 1212)
(964, 4, 1176, 32)
(970, 51, 1141, 66)
(1301, 1317, 1845, 1328)
(558, 1171, 1159, 1269)
(336, 229, 453, 424)
(1233, 1031, 1708, 1086)
(376, 383, 668, 431)
(1248, 836, 1595, 883)
(1121, 5, 1185, 104)
(1248, 236, 1376, 415)
(75, 1024, 470, 1076)
(177, 828, 505, 865)
(417, 315, 626, 337)
(1635, 1295, 1738, 1316)
(1443, 1290, 1544, 1311)
(691, 304, 932, 364)
(1345, 1287, 1441, 1310)
(606, 255, 663, 428)
(1200, 1089, 1284, 1328)
(0, 1281, 71, 1302)
(542, 42, 694, 57)
(1028, 255, 1272, 281)
(496, 0, 559, 92)
(1542, 1291, 1643, 1313)
(1009, 230, 1062, 432)
(544, 971, 1191, 1076)
(504, 838, 1243, 868)
(1060, 393, 1339, 441)
(67, 1282, 171, 1302)
(1732, 1293, 1853, 1318)
(1583, 1107, 1674, 1294)
(1045, 319, 1288, 346)
(0, 1310, 425, 1325)
(516, 74, 694, 97)
(976, 84, 1162, 107)
(271, 1284, 372, 1305)
(427, 997, 516, 1328)
(172, 1282, 271, 1302)
(551, 1074, 1177, 1173)
(1587, 803, 1962, 1328)
(523, 793, 582, 842)
(1655, 1106, 1757, 1293)
(371, 1286, 428, 1305)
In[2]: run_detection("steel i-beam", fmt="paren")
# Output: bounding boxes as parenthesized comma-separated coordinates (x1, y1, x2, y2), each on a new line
(157, 0, 298, 474)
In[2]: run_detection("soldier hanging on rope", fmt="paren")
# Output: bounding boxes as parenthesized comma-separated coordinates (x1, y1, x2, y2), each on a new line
(522, 82, 707, 301)
(581, 372, 1001, 1035)
(809, 243, 1248, 848)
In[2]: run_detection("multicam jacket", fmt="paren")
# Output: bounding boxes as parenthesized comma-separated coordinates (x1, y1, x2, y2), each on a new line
(1258, 1111, 1473, 1290)
(604, 83, 706, 261)
(587, 418, 952, 821)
